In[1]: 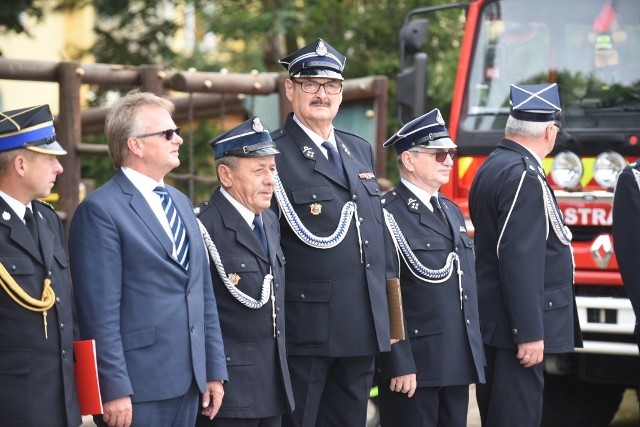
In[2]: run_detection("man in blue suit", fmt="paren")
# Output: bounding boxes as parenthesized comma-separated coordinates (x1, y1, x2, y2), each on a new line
(271, 38, 392, 427)
(69, 90, 228, 427)
(195, 116, 294, 427)
(378, 109, 485, 426)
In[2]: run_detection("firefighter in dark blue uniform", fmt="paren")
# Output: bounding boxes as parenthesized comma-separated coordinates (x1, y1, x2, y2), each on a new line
(469, 83, 582, 427)
(195, 117, 294, 427)
(377, 109, 485, 426)
(0, 105, 81, 427)
(270, 39, 392, 427)
(612, 160, 640, 352)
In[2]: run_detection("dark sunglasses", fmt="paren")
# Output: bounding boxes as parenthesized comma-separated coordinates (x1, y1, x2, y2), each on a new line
(136, 127, 181, 141)
(412, 149, 457, 163)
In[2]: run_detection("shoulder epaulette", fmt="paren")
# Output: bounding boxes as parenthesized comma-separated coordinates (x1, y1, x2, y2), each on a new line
(334, 128, 368, 144)
(33, 199, 55, 211)
(194, 200, 213, 217)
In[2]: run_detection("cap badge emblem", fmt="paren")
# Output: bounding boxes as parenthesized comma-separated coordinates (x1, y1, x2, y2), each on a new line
(316, 40, 328, 56)
(310, 203, 322, 215)
(436, 110, 445, 126)
(227, 273, 241, 286)
(252, 117, 264, 133)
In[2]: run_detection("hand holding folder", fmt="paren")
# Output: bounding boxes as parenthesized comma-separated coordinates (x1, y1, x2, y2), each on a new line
(73, 339, 103, 415)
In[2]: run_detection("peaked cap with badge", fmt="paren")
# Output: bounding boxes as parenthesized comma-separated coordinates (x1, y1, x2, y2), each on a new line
(0, 104, 67, 155)
(279, 38, 346, 81)
(509, 83, 562, 122)
(209, 116, 279, 160)
(384, 108, 457, 155)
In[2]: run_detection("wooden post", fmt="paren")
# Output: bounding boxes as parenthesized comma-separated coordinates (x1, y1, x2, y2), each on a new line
(56, 62, 83, 232)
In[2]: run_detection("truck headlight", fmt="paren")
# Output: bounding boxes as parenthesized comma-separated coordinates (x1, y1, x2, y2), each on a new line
(551, 151, 583, 189)
(593, 151, 626, 189)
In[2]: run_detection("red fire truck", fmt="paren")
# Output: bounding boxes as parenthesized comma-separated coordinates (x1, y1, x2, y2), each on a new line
(397, 0, 640, 424)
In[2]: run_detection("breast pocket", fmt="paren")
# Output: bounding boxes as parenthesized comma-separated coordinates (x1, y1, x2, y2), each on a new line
(222, 256, 263, 295)
(459, 234, 476, 277)
(361, 180, 383, 223)
(290, 185, 336, 233)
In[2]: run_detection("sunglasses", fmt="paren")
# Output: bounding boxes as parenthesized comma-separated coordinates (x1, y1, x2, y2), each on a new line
(136, 127, 181, 141)
(412, 149, 457, 163)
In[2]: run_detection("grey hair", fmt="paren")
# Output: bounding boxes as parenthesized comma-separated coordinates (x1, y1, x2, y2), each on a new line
(505, 116, 553, 139)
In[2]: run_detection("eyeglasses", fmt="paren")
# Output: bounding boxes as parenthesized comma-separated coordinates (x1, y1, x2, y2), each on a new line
(294, 80, 343, 95)
(136, 127, 181, 141)
(411, 149, 457, 163)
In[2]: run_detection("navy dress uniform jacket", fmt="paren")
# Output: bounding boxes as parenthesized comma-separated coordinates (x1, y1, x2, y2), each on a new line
(270, 113, 391, 357)
(469, 139, 582, 351)
(612, 160, 640, 338)
(0, 198, 81, 427)
(378, 183, 485, 387)
(196, 188, 294, 418)
(69, 170, 228, 404)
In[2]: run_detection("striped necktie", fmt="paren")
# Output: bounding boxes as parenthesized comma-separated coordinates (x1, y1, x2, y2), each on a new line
(154, 186, 189, 269)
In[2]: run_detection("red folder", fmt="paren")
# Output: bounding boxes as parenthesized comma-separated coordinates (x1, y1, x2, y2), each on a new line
(73, 339, 103, 415)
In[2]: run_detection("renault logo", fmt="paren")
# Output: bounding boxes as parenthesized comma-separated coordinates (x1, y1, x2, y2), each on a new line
(591, 234, 614, 269)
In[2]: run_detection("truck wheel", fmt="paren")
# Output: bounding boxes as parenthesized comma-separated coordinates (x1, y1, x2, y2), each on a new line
(541, 374, 625, 427)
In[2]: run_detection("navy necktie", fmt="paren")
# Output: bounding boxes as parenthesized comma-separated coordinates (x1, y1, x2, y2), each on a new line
(24, 207, 39, 246)
(154, 186, 190, 269)
(430, 196, 448, 227)
(253, 214, 269, 255)
(321, 141, 348, 184)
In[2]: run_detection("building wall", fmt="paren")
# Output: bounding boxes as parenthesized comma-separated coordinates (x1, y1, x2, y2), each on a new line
(0, 5, 94, 113)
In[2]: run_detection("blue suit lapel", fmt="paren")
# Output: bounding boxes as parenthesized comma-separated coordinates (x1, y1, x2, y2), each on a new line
(114, 171, 175, 263)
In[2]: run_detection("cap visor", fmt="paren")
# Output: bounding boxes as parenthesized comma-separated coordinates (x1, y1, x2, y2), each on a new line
(293, 69, 344, 81)
(26, 140, 67, 155)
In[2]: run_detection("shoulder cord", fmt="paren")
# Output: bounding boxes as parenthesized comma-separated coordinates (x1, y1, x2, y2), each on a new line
(0, 262, 54, 338)
(496, 171, 529, 259)
(538, 175, 572, 246)
(273, 172, 364, 262)
(384, 209, 464, 309)
(632, 169, 640, 192)
(197, 219, 274, 310)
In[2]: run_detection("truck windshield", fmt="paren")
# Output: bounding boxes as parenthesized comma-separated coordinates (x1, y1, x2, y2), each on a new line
(462, 0, 640, 133)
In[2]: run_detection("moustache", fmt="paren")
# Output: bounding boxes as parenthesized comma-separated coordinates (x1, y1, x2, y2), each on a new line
(310, 100, 330, 107)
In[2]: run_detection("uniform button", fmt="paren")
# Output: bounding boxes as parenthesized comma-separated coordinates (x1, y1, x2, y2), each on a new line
(276, 307, 280, 313)
(62, 350, 67, 358)
(240, 264, 246, 269)
(512, 329, 518, 335)
(312, 194, 317, 200)
(359, 217, 364, 223)
(455, 247, 459, 252)
(352, 194, 358, 200)
(226, 356, 231, 362)
(426, 243, 431, 248)
(275, 283, 279, 289)
(366, 264, 371, 269)
(190, 325, 195, 333)
(464, 294, 468, 301)
(375, 188, 379, 193)
(11, 265, 16, 271)
(277, 330, 281, 337)
(364, 240, 369, 246)
(48, 270, 53, 276)
(204, 201, 209, 205)
(56, 297, 61, 304)
(548, 301, 553, 307)
(466, 319, 471, 326)
(60, 323, 64, 330)
(413, 329, 419, 335)
(300, 294, 305, 299)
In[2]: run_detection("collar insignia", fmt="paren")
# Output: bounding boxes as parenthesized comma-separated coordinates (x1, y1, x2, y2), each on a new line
(303, 145, 316, 159)
(2, 211, 10, 221)
(340, 143, 351, 157)
(407, 198, 419, 211)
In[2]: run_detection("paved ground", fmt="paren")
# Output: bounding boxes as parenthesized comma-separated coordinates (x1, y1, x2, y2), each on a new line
(83, 385, 638, 427)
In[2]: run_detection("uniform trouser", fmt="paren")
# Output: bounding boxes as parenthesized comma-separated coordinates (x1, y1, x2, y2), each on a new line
(476, 345, 544, 427)
(282, 355, 375, 427)
(195, 414, 281, 427)
(379, 382, 470, 427)
(93, 380, 199, 427)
